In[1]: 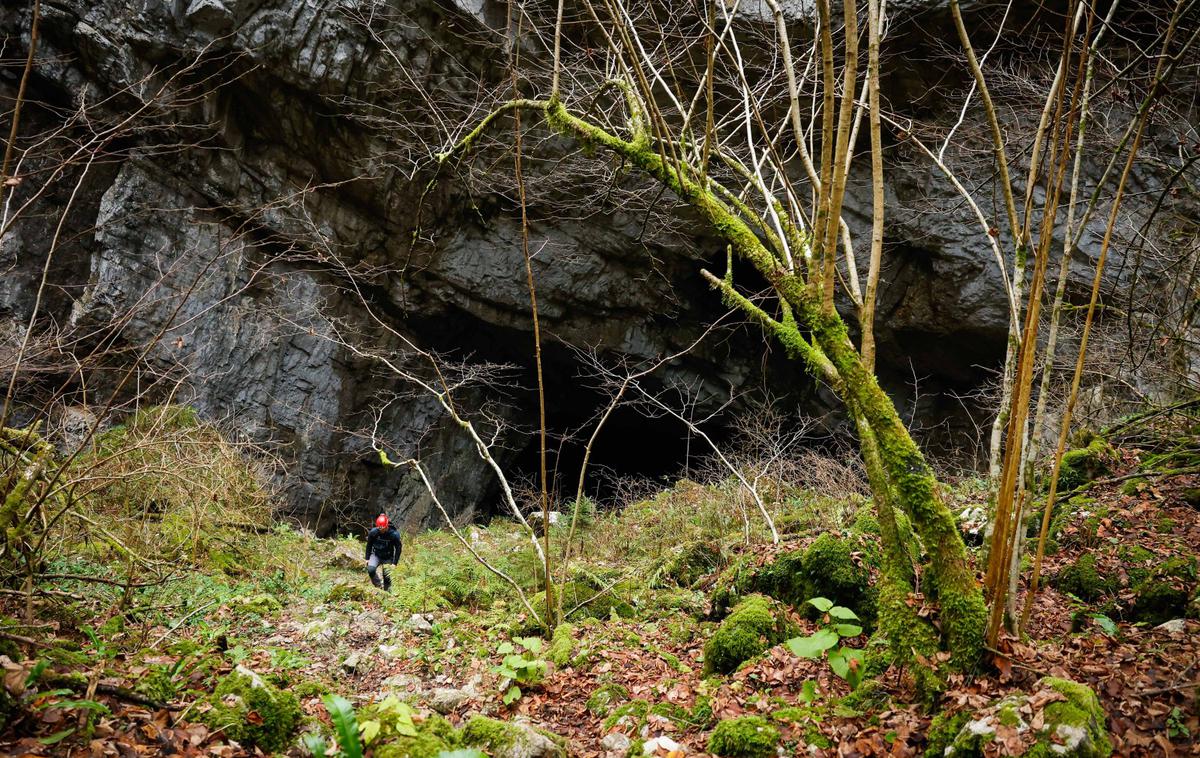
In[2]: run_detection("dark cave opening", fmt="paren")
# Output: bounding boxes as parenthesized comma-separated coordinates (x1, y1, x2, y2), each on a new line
(403, 307, 744, 516)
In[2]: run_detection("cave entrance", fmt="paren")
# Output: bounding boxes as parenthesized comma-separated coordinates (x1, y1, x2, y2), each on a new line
(509, 400, 714, 512)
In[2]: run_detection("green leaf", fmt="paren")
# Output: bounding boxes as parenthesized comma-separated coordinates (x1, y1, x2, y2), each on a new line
(503, 685, 522, 705)
(437, 750, 488, 758)
(786, 629, 839, 659)
(25, 660, 50, 688)
(800, 680, 819, 704)
(38, 728, 75, 746)
(303, 734, 329, 758)
(493, 665, 519, 679)
(517, 636, 543, 654)
(827, 606, 860, 621)
(322, 694, 363, 758)
(1091, 614, 1118, 636)
(833, 624, 863, 638)
(52, 699, 111, 715)
(359, 719, 381, 745)
(828, 647, 864, 683)
(496, 641, 515, 655)
(394, 703, 418, 738)
(807, 597, 834, 613)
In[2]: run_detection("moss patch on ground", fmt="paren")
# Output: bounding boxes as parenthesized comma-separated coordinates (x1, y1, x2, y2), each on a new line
(707, 715, 781, 758)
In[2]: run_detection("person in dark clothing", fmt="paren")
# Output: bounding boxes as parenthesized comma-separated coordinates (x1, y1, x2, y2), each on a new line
(365, 512, 402, 591)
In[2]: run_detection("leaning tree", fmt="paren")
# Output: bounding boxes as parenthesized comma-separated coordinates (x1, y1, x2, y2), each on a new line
(435, 0, 989, 677)
(427, 0, 1197, 676)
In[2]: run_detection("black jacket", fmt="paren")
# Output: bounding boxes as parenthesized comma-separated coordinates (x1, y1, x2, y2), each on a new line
(366, 526, 402, 563)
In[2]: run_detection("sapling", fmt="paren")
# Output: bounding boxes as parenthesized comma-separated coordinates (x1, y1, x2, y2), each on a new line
(786, 597, 865, 689)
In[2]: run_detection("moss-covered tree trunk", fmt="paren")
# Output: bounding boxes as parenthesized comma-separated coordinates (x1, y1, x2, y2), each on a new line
(446, 97, 987, 668)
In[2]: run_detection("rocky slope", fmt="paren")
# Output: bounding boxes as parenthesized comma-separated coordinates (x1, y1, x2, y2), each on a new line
(1, 0, 1195, 531)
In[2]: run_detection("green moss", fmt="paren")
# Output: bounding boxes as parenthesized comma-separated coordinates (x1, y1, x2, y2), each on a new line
(702, 594, 797, 675)
(659, 540, 724, 588)
(544, 581, 634, 622)
(710, 534, 879, 628)
(1120, 478, 1147, 497)
(800, 533, 877, 625)
(924, 710, 971, 758)
(291, 680, 329, 699)
(461, 715, 565, 757)
(1038, 677, 1112, 757)
(1057, 439, 1113, 492)
(838, 679, 888, 713)
(200, 670, 300, 753)
(650, 701, 699, 728)
(231, 594, 282, 616)
(1118, 545, 1155, 585)
(325, 581, 370, 603)
(1131, 556, 1197, 625)
(373, 731, 452, 757)
(547, 623, 574, 667)
(602, 699, 649, 732)
(585, 686, 633, 719)
(707, 715, 781, 758)
(134, 665, 178, 704)
(1052, 554, 1113, 602)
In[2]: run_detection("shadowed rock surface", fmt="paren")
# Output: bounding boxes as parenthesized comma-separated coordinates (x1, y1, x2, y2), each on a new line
(1, 0, 1194, 532)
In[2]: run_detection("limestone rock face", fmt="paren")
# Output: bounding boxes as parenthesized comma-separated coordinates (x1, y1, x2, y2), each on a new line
(1, 0, 1193, 531)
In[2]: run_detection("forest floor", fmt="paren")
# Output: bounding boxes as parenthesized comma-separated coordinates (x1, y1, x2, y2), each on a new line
(1, 442, 1198, 757)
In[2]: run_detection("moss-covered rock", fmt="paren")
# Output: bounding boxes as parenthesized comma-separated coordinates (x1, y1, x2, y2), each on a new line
(800, 533, 877, 623)
(1117, 545, 1155, 586)
(1039, 677, 1113, 757)
(939, 677, 1111, 758)
(200, 668, 300, 753)
(230, 594, 282, 616)
(707, 715, 781, 758)
(542, 581, 634, 622)
(462, 715, 567, 757)
(709, 534, 878, 627)
(1057, 439, 1114, 493)
(702, 594, 797, 675)
(1130, 556, 1197, 625)
(602, 698, 649, 732)
(923, 710, 971, 757)
(659, 540, 724, 588)
(585, 682, 629, 717)
(325, 581, 370, 603)
(1052, 554, 1113, 602)
(134, 665, 179, 704)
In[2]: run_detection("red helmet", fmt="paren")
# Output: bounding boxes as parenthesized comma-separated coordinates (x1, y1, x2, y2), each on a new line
(375, 513, 389, 529)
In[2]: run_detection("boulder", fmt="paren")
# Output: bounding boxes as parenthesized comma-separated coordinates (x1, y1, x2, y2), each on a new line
(462, 715, 568, 758)
(936, 677, 1112, 757)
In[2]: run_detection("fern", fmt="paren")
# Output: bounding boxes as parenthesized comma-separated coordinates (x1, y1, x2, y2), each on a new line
(322, 695, 363, 758)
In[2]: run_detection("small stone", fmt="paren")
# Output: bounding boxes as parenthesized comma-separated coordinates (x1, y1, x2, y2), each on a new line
(1155, 618, 1186, 633)
(601, 731, 632, 754)
(341, 652, 361, 674)
(409, 613, 434, 633)
(429, 687, 471, 714)
(643, 735, 681, 753)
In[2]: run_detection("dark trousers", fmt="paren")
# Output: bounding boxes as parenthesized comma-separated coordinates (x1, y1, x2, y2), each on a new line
(367, 554, 393, 590)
